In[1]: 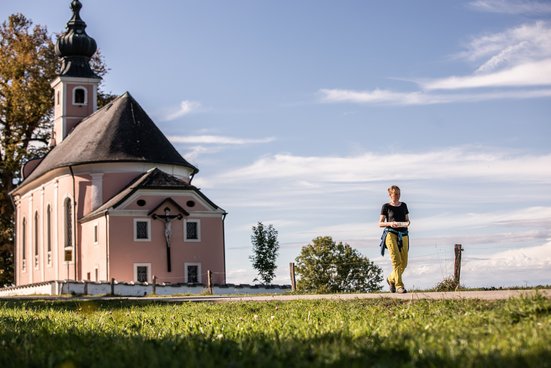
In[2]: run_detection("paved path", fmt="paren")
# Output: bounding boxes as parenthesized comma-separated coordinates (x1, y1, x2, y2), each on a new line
(1, 289, 549, 303)
(140, 289, 551, 303)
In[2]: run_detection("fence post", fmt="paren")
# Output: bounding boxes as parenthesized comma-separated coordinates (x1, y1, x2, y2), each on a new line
(152, 275, 157, 296)
(454, 244, 464, 286)
(207, 270, 213, 294)
(289, 262, 296, 292)
(111, 278, 115, 296)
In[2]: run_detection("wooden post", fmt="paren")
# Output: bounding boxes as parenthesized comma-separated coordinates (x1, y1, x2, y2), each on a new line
(111, 277, 115, 296)
(454, 244, 464, 286)
(289, 262, 296, 292)
(152, 275, 157, 296)
(207, 270, 213, 295)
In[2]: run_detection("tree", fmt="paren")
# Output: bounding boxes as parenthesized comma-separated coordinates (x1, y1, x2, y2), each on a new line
(249, 222, 279, 284)
(295, 236, 383, 293)
(0, 14, 111, 285)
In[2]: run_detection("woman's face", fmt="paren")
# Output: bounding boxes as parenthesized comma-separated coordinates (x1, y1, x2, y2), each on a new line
(389, 190, 400, 202)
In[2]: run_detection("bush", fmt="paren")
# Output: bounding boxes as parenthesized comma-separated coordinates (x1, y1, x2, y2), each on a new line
(434, 276, 462, 292)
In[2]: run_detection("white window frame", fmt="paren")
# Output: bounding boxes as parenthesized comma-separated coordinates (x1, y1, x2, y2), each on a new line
(133, 219, 151, 242)
(184, 262, 201, 284)
(72, 86, 87, 105)
(133, 263, 151, 283)
(184, 219, 201, 242)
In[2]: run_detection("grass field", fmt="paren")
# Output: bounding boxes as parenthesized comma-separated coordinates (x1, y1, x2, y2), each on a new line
(1, 294, 550, 367)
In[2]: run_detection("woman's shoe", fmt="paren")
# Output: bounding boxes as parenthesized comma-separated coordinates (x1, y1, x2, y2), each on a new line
(387, 278, 396, 293)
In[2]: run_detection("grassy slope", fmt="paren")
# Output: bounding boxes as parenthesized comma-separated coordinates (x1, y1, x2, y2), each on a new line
(0, 295, 550, 367)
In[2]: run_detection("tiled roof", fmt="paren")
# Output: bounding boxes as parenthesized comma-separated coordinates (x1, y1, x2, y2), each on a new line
(23, 92, 198, 183)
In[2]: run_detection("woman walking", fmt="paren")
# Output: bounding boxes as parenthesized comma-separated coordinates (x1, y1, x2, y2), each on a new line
(379, 185, 410, 293)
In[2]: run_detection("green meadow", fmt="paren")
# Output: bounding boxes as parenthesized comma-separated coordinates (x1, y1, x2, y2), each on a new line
(0, 295, 550, 367)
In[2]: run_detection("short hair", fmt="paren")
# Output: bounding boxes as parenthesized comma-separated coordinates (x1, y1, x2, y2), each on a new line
(388, 185, 400, 194)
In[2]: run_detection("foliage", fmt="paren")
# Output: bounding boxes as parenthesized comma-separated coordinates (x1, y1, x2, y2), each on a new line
(295, 236, 383, 293)
(0, 13, 111, 285)
(250, 222, 279, 284)
(434, 276, 463, 292)
(0, 295, 550, 367)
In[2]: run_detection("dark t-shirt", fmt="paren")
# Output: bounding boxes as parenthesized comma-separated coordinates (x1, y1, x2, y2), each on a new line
(380, 202, 409, 232)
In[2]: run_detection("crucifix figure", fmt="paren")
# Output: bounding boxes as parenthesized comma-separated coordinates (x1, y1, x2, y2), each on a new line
(152, 207, 183, 272)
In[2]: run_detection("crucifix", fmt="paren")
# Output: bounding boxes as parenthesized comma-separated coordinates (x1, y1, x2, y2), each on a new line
(152, 207, 183, 272)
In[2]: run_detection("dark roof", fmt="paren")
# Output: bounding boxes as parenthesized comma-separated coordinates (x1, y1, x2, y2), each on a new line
(23, 92, 198, 183)
(80, 168, 225, 222)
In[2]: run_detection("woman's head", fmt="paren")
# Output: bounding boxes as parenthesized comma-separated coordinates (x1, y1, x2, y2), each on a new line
(388, 185, 401, 201)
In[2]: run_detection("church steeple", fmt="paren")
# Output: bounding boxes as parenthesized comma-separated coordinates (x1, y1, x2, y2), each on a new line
(55, 0, 98, 78)
(51, 0, 101, 145)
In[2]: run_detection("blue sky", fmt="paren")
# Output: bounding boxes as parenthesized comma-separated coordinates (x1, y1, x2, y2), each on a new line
(2, 0, 551, 289)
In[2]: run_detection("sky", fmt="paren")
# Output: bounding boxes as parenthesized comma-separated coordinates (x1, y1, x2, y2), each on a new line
(2, 0, 551, 290)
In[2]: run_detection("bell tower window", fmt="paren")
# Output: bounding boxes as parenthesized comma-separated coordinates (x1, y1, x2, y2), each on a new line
(73, 87, 87, 105)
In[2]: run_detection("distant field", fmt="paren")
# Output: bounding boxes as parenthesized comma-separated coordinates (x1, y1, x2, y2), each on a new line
(1, 294, 550, 367)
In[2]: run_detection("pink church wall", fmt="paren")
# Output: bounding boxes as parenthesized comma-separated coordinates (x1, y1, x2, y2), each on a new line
(106, 214, 225, 285)
(13, 162, 224, 287)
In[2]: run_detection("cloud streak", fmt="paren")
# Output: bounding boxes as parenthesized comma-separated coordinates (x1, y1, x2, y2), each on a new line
(168, 135, 275, 145)
(215, 148, 551, 184)
(162, 100, 201, 121)
(469, 0, 551, 15)
(320, 21, 551, 105)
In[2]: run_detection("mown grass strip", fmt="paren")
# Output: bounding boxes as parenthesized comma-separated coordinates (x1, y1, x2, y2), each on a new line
(0, 294, 550, 367)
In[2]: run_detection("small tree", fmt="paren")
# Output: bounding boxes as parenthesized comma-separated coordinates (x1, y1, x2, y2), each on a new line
(249, 222, 279, 284)
(295, 236, 383, 293)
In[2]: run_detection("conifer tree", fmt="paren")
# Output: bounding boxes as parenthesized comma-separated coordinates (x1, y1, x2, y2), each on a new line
(250, 222, 279, 285)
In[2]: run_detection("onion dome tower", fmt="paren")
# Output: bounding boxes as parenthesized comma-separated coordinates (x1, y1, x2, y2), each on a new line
(51, 0, 101, 144)
(55, 0, 99, 78)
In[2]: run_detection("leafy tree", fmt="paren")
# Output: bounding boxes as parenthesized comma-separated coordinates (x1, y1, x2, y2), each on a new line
(0, 14, 111, 285)
(249, 222, 279, 284)
(295, 236, 383, 293)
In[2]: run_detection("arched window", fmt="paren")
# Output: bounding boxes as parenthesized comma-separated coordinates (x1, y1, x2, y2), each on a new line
(34, 212, 39, 255)
(65, 198, 73, 248)
(34, 211, 39, 267)
(73, 87, 86, 105)
(46, 205, 52, 252)
(22, 218, 27, 261)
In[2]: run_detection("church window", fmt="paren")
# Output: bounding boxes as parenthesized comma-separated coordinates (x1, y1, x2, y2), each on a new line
(134, 219, 151, 241)
(73, 87, 86, 105)
(65, 198, 73, 248)
(34, 211, 39, 268)
(185, 263, 201, 283)
(93, 224, 98, 244)
(184, 219, 200, 242)
(134, 263, 150, 283)
(22, 218, 27, 269)
(46, 205, 52, 252)
(137, 199, 146, 207)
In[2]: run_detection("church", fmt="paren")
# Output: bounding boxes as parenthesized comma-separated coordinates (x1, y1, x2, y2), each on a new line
(9, 1, 227, 286)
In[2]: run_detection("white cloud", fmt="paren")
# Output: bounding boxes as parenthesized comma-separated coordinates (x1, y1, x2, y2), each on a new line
(320, 21, 551, 104)
(469, 0, 551, 15)
(423, 59, 551, 90)
(320, 87, 551, 105)
(215, 148, 551, 185)
(162, 100, 201, 121)
(168, 135, 275, 145)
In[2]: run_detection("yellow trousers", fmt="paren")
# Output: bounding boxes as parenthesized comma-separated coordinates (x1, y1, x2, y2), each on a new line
(385, 232, 409, 289)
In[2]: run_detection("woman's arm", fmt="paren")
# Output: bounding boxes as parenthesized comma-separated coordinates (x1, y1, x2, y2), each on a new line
(378, 214, 388, 228)
(379, 214, 410, 228)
